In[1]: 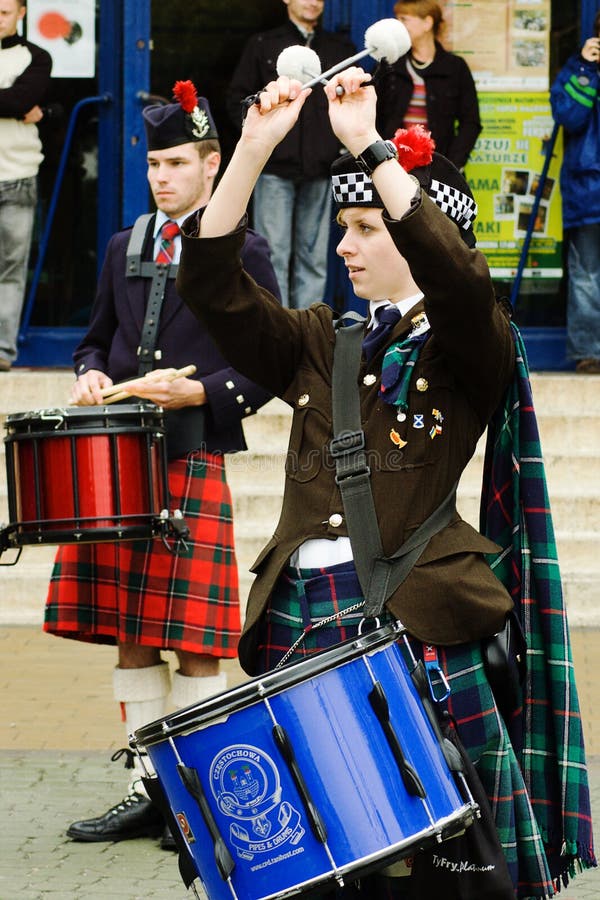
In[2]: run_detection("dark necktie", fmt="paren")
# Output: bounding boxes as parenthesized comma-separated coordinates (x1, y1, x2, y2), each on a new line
(155, 220, 180, 264)
(362, 305, 402, 362)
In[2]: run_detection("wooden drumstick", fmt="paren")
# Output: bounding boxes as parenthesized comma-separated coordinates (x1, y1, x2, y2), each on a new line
(100, 365, 197, 398)
(101, 365, 197, 404)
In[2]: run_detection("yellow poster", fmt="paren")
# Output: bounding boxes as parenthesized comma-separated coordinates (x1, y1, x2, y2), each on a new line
(441, 0, 551, 91)
(465, 93, 563, 278)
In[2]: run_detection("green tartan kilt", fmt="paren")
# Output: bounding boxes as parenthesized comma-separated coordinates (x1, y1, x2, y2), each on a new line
(256, 561, 554, 899)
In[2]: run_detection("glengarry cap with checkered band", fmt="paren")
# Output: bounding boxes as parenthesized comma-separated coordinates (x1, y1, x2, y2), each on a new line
(331, 125, 477, 247)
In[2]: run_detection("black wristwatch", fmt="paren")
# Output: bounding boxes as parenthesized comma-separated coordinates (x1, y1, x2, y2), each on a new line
(355, 139, 398, 176)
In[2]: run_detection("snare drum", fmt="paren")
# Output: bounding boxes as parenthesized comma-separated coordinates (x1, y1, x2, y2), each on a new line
(134, 623, 477, 900)
(3, 403, 169, 546)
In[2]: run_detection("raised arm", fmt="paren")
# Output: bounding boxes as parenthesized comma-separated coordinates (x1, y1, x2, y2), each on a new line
(323, 67, 417, 220)
(199, 79, 311, 239)
(201, 66, 422, 240)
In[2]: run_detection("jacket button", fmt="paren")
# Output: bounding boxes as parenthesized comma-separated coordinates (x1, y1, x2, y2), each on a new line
(363, 374, 377, 386)
(328, 513, 343, 528)
(298, 393, 310, 406)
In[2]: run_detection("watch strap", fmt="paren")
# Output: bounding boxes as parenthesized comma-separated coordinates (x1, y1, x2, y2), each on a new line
(355, 140, 398, 177)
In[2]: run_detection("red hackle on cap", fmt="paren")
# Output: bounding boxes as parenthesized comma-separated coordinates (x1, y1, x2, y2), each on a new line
(173, 80, 198, 113)
(392, 125, 436, 172)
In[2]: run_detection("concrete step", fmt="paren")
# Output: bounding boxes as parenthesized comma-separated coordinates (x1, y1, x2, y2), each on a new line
(0, 370, 74, 414)
(225, 451, 286, 492)
(241, 400, 292, 453)
(527, 372, 599, 412)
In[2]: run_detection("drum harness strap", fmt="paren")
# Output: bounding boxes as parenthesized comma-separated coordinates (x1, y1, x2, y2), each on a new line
(279, 314, 457, 674)
(329, 316, 475, 795)
(125, 215, 206, 461)
(330, 315, 523, 713)
(126, 213, 178, 377)
(330, 313, 457, 623)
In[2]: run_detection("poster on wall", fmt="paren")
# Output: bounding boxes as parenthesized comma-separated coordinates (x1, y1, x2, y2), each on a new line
(441, 0, 551, 91)
(465, 94, 562, 279)
(26, 0, 95, 78)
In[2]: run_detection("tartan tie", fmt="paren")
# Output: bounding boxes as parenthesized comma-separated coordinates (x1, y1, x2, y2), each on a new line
(155, 220, 180, 264)
(362, 305, 402, 362)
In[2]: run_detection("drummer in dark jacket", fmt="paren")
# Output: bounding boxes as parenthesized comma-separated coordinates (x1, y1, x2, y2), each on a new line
(174, 65, 584, 898)
(374, 0, 481, 170)
(43, 81, 280, 849)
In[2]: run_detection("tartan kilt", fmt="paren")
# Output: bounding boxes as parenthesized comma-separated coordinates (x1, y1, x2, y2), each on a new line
(257, 560, 555, 900)
(44, 450, 241, 657)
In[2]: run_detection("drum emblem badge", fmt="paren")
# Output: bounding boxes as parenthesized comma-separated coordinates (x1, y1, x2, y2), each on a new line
(210, 744, 305, 861)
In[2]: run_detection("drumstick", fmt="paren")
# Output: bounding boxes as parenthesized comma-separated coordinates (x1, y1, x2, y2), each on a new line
(101, 365, 197, 405)
(100, 365, 197, 399)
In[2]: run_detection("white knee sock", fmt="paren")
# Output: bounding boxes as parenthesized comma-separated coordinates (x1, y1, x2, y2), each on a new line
(113, 662, 171, 797)
(170, 669, 227, 710)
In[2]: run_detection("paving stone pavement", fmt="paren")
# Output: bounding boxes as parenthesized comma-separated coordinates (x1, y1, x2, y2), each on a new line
(1, 627, 599, 899)
(2, 749, 599, 900)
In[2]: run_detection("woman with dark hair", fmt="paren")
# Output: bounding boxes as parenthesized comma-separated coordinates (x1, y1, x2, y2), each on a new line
(374, 0, 481, 170)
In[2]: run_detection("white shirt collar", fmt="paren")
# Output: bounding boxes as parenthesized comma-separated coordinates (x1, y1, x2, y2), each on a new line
(152, 209, 192, 239)
(367, 293, 424, 329)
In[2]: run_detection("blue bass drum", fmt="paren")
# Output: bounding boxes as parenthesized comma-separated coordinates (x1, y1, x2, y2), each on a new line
(133, 623, 477, 899)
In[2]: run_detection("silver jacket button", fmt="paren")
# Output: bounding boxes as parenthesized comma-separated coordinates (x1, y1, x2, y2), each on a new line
(328, 513, 343, 528)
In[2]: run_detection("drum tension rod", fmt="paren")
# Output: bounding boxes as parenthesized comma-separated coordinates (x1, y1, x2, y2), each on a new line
(176, 763, 236, 884)
(368, 681, 427, 799)
(272, 724, 329, 846)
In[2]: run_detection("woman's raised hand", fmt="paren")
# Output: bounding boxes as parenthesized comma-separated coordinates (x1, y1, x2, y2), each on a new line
(242, 77, 311, 152)
(324, 67, 379, 158)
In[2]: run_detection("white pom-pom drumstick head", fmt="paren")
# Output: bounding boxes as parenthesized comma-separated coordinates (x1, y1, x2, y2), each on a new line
(364, 18, 411, 64)
(252, 18, 411, 112)
(276, 45, 322, 83)
(277, 18, 412, 93)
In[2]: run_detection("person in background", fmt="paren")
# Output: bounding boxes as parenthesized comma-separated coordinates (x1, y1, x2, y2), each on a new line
(550, 9, 600, 374)
(226, 0, 355, 309)
(373, 0, 480, 171)
(0, 0, 52, 370)
(44, 81, 280, 851)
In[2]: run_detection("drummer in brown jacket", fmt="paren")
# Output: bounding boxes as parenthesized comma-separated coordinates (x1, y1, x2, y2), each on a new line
(175, 69, 552, 898)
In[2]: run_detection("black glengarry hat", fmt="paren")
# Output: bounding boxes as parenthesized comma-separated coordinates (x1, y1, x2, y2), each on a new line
(331, 125, 477, 247)
(143, 80, 218, 151)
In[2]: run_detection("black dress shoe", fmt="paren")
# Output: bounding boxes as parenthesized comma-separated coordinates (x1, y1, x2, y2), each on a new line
(160, 824, 177, 851)
(67, 790, 164, 842)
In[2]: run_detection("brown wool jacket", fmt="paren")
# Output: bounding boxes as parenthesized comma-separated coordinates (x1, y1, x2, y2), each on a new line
(178, 193, 515, 675)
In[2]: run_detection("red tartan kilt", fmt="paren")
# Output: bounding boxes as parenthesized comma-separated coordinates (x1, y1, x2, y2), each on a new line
(44, 451, 241, 656)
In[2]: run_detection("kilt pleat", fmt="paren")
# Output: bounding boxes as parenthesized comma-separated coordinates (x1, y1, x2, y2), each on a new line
(257, 560, 555, 899)
(44, 451, 241, 656)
